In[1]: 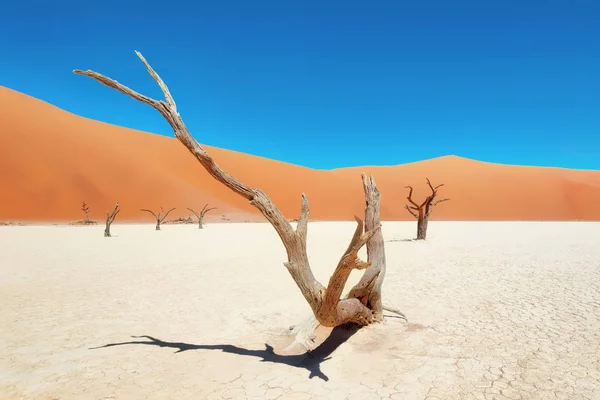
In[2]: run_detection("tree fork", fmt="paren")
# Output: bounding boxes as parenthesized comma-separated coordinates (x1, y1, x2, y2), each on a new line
(187, 204, 217, 229)
(141, 207, 176, 230)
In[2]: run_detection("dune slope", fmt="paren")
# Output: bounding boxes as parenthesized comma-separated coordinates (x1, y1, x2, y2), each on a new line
(1, 85, 599, 222)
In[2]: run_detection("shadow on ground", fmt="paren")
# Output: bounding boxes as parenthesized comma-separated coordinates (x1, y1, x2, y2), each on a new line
(90, 324, 362, 381)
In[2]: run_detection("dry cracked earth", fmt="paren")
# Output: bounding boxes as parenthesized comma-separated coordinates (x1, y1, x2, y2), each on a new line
(1, 222, 599, 399)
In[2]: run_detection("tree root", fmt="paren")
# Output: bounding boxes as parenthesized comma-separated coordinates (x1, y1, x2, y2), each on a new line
(383, 305, 408, 321)
(282, 316, 321, 353)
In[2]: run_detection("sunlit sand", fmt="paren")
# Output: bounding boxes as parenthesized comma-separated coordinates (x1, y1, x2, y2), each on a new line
(1, 221, 599, 399)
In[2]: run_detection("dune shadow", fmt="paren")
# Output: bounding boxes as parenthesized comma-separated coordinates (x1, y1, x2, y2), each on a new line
(89, 324, 362, 381)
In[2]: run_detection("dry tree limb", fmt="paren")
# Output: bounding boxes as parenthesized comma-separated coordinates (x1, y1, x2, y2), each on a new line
(382, 305, 408, 321)
(403, 178, 450, 240)
(404, 204, 418, 219)
(74, 52, 404, 346)
(187, 204, 217, 229)
(141, 207, 175, 230)
(104, 202, 119, 237)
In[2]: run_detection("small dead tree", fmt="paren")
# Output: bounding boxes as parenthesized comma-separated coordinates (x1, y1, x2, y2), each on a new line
(75, 51, 406, 350)
(82, 201, 91, 222)
(104, 202, 120, 237)
(141, 207, 176, 230)
(187, 204, 217, 229)
(75, 201, 98, 225)
(404, 178, 450, 240)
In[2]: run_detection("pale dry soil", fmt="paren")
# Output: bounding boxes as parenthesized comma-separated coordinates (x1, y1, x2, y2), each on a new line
(1, 222, 599, 400)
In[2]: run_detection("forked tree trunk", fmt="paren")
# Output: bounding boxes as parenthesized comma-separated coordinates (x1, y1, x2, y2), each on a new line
(404, 179, 450, 241)
(75, 52, 406, 349)
(104, 202, 119, 237)
(187, 205, 217, 229)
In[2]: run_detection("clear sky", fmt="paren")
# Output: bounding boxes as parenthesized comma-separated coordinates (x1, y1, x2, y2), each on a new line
(1, 0, 599, 170)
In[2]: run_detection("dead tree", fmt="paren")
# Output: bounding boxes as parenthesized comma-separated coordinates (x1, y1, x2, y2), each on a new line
(74, 51, 406, 350)
(81, 201, 91, 222)
(187, 204, 217, 229)
(141, 207, 176, 230)
(104, 202, 120, 237)
(404, 178, 450, 240)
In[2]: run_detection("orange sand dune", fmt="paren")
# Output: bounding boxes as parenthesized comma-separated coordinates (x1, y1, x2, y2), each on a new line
(1, 85, 600, 222)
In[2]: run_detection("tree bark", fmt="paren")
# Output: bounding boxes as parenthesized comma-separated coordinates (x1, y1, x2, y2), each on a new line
(416, 216, 428, 240)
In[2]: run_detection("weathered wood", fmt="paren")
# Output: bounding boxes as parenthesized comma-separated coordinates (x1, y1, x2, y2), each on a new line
(74, 52, 397, 333)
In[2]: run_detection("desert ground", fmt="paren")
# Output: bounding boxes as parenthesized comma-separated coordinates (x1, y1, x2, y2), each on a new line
(1, 221, 599, 400)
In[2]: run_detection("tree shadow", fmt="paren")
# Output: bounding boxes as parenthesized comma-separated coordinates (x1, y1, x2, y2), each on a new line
(385, 238, 416, 242)
(89, 324, 362, 381)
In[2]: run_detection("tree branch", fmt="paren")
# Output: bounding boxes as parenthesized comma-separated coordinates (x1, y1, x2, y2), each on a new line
(140, 208, 158, 219)
(426, 177, 444, 193)
(107, 202, 119, 224)
(200, 205, 217, 217)
(186, 208, 199, 218)
(405, 204, 418, 219)
(295, 194, 309, 245)
(432, 198, 450, 208)
(404, 185, 420, 208)
(75, 51, 325, 318)
(160, 208, 176, 223)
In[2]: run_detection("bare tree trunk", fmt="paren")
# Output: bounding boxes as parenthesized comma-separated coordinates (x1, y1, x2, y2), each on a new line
(416, 216, 428, 240)
(156, 221, 161, 231)
(104, 202, 119, 237)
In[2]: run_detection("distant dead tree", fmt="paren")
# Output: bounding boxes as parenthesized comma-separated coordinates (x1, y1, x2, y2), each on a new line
(82, 202, 91, 222)
(187, 204, 217, 229)
(104, 202, 120, 237)
(75, 51, 406, 351)
(404, 178, 450, 240)
(140, 207, 176, 230)
(74, 201, 98, 225)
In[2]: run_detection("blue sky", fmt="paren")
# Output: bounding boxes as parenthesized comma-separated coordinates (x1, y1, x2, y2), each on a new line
(1, 0, 599, 170)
